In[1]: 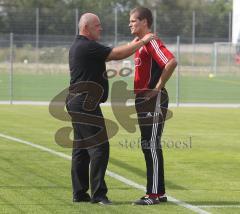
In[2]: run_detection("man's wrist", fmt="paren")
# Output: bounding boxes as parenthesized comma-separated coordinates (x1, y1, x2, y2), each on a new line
(155, 85, 164, 91)
(140, 39, 145, 46)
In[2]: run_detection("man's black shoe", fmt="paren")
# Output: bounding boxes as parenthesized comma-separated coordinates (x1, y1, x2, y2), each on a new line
(158, 194, 167, 202)
(91, 197, 112, 205)
(73, 193, 91, 202)
(132, 195, 159, 205)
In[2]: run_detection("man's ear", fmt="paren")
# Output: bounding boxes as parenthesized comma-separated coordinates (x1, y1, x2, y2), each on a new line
(143, 19, 148, 27)
(83, 24, 90, 35)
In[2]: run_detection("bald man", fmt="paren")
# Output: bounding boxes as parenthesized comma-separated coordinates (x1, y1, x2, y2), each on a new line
(66, 13, 154, 205)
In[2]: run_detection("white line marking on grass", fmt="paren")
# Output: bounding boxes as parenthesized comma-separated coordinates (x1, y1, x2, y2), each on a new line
(106, 171, 210, 214)
(0, 101, 240, 108)
(0, 133, 210, 214)
(0, 101, 49, 106)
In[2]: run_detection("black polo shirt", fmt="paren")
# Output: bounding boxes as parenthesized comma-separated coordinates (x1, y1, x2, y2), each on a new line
(69, 35, 112, 103)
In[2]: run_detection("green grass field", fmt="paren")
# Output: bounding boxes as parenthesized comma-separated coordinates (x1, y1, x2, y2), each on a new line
(0, 105, 239, 214)
(0, 72, 240, 103)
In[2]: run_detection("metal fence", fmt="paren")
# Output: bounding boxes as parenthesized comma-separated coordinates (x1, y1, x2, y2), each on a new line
(0, 7, 240, 105)
(0, 6, 234, 43)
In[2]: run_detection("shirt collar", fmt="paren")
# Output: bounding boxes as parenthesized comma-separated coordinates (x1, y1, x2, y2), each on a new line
(76, 35, 89, 40)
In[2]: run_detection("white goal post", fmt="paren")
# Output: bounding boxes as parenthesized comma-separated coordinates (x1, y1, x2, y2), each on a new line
(213, 42, 240, 75)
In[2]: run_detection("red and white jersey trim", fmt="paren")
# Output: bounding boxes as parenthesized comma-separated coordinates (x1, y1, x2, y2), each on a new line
(150, 40, 169, 64)
(134, 38, 174, 93)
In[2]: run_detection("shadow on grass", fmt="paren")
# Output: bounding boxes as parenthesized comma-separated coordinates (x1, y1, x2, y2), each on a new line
(110, 201, 133, 205)
(0, 185, 70, 190)
(109, 157, 187, 190)
(110, 186, 136, 190)
(189, 201, 240, 206)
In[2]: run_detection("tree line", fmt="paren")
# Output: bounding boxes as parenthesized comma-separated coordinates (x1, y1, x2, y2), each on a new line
(0, 0, 232, 40)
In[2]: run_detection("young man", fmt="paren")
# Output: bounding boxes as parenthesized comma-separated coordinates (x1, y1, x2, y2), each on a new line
(66, 13, 154, 205)
(129, 7, 177, 205)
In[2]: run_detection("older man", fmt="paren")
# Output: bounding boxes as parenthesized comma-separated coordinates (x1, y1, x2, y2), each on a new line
(66, 13, 154, 205)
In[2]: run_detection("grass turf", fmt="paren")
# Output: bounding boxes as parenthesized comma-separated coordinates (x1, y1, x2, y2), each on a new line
(0, 105, 239, 213)
(0, 73, 240, 103)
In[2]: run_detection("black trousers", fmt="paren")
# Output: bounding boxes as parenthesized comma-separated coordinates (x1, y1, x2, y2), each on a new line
(66, 94, 109, 201)
(135, 89, 168, 195)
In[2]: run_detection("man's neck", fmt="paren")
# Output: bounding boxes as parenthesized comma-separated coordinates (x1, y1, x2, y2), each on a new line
(79, 32, 92, 40)
(137, 29, 151, 39)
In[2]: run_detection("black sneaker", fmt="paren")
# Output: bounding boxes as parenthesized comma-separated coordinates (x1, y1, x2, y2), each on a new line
(73, 193, 91, 202)
(91, 197, 112, 205)
(158, 194, 167, 202)
(133, 196, 160, 205)
(98, 198, 112, 205)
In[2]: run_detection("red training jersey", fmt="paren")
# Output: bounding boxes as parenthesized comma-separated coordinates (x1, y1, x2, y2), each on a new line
(134, 38, 174, 94)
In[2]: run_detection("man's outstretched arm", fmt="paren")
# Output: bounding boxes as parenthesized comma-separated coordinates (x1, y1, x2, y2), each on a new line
(106, 34, 154, 61)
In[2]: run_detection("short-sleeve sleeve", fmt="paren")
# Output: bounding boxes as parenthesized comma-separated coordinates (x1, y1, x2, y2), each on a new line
(88, 41, 112, 61)
(146, 39, 174, 68)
